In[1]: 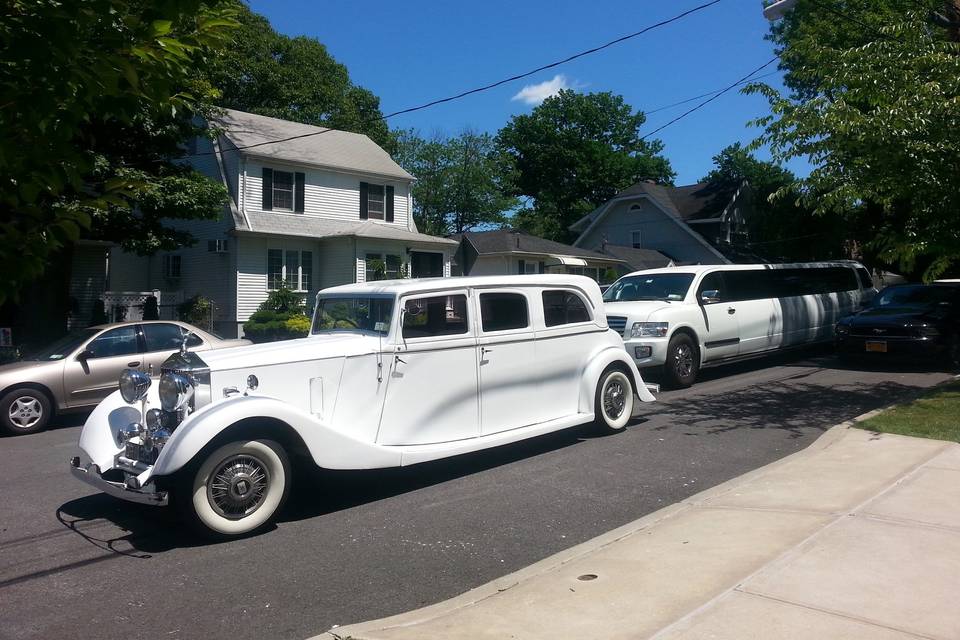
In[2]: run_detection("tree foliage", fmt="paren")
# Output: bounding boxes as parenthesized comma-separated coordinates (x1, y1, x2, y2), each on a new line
(496, 90, 675, 243)
(749, 0, 960, 279)
(0, 0, 238, 304)
(395, 129, 516, 236)
(208, 4, 394, 151)
(700, 143, 853, 262)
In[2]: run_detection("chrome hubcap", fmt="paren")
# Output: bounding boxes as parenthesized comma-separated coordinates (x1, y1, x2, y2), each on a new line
(208, 455, 270, 520)
(603, 378, 626, 420)
(674, 345, 694, 378)
(9, 396, 42, 429)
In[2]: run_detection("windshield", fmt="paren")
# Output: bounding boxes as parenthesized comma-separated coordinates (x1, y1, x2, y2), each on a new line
(603, 273, 695, 303)
(873, 286, 954, 308)
(23, 329, 98, 361)
(312, 297, 395, 335)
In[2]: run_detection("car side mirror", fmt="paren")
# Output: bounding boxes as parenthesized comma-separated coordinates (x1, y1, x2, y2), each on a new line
(700, 290, 720, 305)
(77, 349, 93, 361)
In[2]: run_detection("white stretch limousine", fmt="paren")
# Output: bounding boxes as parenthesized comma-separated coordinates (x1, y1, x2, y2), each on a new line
(603, 262, 877, 387)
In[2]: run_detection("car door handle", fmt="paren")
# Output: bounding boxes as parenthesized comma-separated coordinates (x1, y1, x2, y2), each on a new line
(727, 307, 736, 315)
(127, 361, 141, 367)
(481, 347, 493, 355)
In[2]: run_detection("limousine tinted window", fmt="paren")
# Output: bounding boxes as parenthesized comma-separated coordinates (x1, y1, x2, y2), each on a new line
(480, 292, 529, 332)
(543, 290, 590, 326)
(720, 267, 860, 302)
(402, 294, 468, 338)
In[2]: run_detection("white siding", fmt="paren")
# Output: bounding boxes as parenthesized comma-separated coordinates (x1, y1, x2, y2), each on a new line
(236, 235, 324, 319)
(318, 238, 356, 289)
(68, 245, 109, 330)
(244, 159, 411, 228)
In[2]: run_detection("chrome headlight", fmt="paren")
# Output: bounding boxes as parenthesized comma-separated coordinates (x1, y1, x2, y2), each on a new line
(159, 372, 194, 412)
(631, 322, 669, 338)
(119, 369, 151, 404)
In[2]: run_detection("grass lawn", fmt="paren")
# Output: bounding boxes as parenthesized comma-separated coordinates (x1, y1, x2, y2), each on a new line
(856, 381, 960, 443)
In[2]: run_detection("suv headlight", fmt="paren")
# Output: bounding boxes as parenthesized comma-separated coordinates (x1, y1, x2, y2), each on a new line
(631, 322, 669, 338)
(159, 372, 194, 412)
(835, 323, 850, 335)
(119, 369, 151, 404)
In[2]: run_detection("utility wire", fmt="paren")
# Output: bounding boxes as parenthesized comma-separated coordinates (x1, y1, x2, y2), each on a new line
(644, 70, 780, 115)
(640, 57, 779, 140)
(186, 0, 724, 158)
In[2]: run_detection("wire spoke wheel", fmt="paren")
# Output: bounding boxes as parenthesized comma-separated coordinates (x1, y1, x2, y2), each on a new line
(207, 454, 271, 520)
(603, 379, 627, 420)
(674, 344, 694, 378)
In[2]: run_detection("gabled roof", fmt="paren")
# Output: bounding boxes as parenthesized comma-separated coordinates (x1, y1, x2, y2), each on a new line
(598, 244, 674, 271)
(214, 109, 414, 181)
(241, 212, 457, 246)
(458, 229, 624, 263)
(570, 181, 731, 232)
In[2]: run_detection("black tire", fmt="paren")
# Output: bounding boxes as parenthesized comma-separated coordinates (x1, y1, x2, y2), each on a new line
(0, 387, 53, 436)
(174, 439, 291, 539)
(594, 366, 634, 432)
(663, 333, 699, 389)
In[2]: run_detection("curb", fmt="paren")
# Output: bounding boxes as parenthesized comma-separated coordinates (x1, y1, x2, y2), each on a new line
(318, 404, 899, 640)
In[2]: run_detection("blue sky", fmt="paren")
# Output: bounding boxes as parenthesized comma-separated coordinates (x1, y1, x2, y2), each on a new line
(247, 0, 807, 185)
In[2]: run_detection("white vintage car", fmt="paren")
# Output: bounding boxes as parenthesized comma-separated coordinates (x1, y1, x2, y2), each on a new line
(71, 276, 656, 537)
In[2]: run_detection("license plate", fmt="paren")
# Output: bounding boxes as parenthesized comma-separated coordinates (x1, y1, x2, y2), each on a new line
(865, 341, 887, 353)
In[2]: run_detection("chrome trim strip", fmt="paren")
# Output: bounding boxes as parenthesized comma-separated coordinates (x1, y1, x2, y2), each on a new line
(70, 460, 168, 506)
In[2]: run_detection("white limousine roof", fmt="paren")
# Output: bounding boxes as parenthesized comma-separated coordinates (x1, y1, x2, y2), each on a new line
(619, 261, 865, 279)
(319, 275, 606, 307)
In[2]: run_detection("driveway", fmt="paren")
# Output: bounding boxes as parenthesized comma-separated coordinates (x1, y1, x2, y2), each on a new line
(0, 348, 951, 640)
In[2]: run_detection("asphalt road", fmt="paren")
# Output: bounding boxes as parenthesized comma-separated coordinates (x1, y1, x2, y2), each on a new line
(0, 349, 952, 640)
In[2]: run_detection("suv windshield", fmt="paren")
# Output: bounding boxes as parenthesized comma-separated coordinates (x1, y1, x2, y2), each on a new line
(312, 297, 394, 335)
(603, 273, 695, 302)
(23, 328, 99, 361)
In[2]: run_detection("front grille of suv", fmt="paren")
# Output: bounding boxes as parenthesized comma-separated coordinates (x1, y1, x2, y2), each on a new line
(606, 316, 627, 335)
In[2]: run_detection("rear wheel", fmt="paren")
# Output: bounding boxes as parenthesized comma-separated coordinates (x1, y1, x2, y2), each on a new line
(663, 333, 699, 389)
(594, 367, 634, 432)
(177, 439, 290, 538)
(0, 388, 52, 436)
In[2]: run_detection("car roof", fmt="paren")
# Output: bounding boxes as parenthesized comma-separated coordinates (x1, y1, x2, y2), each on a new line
(318, 274, 603, 297)
(617, 261, 866, 279)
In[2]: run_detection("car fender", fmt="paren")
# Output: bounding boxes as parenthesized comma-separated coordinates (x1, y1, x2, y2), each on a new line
(579, 339, 655, 415)
(150, 394, 401, 479)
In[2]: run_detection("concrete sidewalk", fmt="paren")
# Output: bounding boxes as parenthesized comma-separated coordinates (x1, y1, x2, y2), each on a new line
(318, 424, 960, 640)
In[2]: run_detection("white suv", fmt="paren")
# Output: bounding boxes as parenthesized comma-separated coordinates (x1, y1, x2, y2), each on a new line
(603, 262, 876, 387)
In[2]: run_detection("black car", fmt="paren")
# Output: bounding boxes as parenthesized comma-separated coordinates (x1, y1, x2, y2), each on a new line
(835, 283, 959, 367)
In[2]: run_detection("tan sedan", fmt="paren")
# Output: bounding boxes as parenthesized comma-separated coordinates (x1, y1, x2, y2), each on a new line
(0, 321, 249, 436)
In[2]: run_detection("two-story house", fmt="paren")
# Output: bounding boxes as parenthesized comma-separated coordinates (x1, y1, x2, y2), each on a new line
(106, 109, 457, 338)
(569, 180, 754, 265)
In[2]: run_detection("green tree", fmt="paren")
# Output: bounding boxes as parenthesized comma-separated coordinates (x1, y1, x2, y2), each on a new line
(395, 129, 516, 235)
(700, 143, 854, 262)
(0, 0, 238, 305)
(208, 4, 394, 151)
(748, 0, 960, 279)
(496, 90, 674, 243)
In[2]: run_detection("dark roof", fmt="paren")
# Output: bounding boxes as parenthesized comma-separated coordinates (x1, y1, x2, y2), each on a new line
(458, 229, 624, 262)
(598, 245, 674, 271)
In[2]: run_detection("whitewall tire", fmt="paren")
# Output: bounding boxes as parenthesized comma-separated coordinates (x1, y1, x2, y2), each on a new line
(594, 368, 634, 431)
(184, 439, 290, 537)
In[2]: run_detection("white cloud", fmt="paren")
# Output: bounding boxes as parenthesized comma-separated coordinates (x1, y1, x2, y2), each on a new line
(511, 74, 572, 105)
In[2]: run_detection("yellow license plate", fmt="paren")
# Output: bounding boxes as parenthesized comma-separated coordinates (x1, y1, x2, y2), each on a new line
(865, 341, 887, 353)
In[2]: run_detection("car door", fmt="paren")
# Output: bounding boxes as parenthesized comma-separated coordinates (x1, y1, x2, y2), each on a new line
(724, 269, 781, 355)
(696, 271, 740, 362)
(536, 288, 597, 421)
(476, 289, 540, 435)
(377, 291, 479, 446)
(140, 323, 205, 374)
(63, 325, 142, 408)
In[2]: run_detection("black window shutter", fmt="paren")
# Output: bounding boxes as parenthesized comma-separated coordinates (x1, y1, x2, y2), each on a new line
(294, 172, 305, 213)
(262, 168, 273, 210)
(518, 259, 525, 274)
(359, 182, 369, 219)
(385, 185, 395, 222)
(539, 261, 545, 274)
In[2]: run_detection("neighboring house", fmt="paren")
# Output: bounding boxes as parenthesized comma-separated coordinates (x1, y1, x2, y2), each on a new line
(596, 243, 675, 272)
(570, 180, 754, 265)
(450, 229, 630, 282)
(104, 109, 457, 338)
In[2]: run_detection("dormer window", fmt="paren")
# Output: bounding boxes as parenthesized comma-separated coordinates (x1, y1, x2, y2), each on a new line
(359, 182, 395, 222)
(261, 168, 305, 212)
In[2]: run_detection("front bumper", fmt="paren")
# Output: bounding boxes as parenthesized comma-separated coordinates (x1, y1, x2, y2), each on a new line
(623, 336, 670, 368)
(835, 335, 947, 360)
(69, 456, 168, 506)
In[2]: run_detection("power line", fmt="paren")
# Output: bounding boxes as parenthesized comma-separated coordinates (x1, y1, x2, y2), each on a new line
(187, 0, 724, 158)
(643, 70, 780, 115)
(640, 57, 779, 141)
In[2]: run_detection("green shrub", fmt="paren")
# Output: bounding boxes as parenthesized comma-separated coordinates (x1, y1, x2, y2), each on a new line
(258, 287, 304, 313)
(142, 295, 160, 320)
(178, 294, 212, 329)
(243, 309, 310, 343)
(89, 299, 108, 326)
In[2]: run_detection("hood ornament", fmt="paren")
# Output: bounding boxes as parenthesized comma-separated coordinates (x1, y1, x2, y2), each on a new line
(180, 330, 195, 354)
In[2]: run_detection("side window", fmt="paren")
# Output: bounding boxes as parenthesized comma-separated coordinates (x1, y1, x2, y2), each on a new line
(697, 272, 726, 303)
(141, 323, 187, 352)
(402, 295, 468, 338)
(85, 326, 139, 358)
(725, 269, 778, 301)
(542, 290, 591, 327)
(479, 292, 529, 332)
(856, 267, 874, 289)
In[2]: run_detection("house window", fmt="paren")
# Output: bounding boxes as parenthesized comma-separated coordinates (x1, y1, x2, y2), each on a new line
(272, 170, 294, 211)
(366, 253, 401, 282)
(162, 255, 181, 278)
(367, 184, 385, 220)
(267, 249, 312, 291)
(524, 262, 537, 274)
(631, 230, 642, 249)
